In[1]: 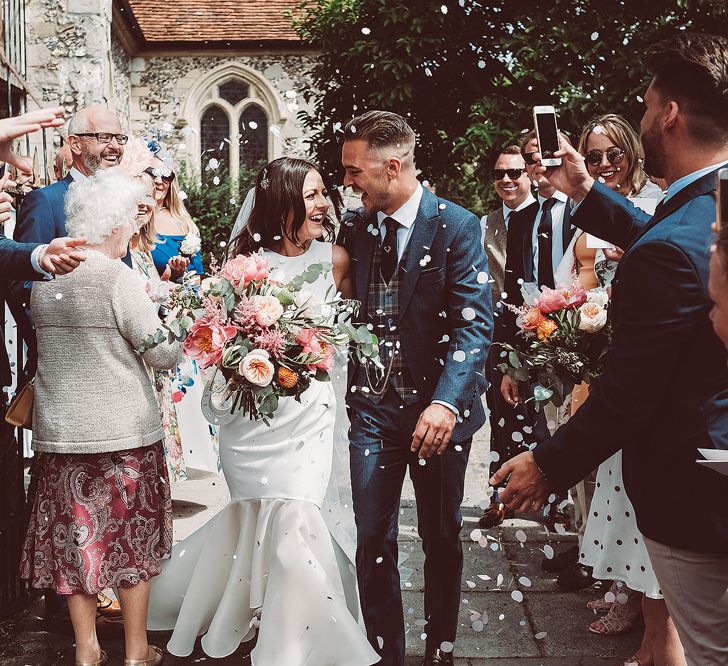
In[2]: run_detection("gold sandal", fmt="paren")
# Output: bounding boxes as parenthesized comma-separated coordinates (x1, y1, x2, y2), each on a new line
(124, 645, 164, 666)
(75, 650, 108, 666)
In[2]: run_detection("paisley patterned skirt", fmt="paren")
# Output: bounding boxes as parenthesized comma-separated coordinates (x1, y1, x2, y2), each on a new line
(20, 442, 172, 595)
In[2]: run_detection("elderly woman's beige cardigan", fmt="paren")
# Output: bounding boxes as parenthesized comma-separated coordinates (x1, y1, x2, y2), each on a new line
(30, 250, 180, 454)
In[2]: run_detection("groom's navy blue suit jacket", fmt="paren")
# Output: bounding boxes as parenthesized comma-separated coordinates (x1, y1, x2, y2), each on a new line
(339, 186, 493, 441)
(533, 174, 728, 553)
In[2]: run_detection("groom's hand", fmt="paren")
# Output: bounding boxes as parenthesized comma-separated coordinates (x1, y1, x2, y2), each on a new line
(411, 403, 456, 458)
(490, 451, 550, 513)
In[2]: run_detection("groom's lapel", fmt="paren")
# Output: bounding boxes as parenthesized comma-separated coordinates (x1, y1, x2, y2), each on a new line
(398, 188, 440, 319)
(354, 210, 378, 306)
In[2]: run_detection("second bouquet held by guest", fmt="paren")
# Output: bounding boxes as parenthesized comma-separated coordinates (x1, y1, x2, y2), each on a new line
(498, 280, 611, 409)
(19, 168, 179, 666)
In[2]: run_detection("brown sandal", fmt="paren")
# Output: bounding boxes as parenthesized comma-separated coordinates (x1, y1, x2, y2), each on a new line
(588, 597, 642, 635)
(587, 581, 619, 612)
(124, 645, 164, 666)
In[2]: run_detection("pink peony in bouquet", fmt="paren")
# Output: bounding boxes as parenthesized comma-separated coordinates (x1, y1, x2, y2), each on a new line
(138, 252, 380, 422)
(497, 278, 612, 408)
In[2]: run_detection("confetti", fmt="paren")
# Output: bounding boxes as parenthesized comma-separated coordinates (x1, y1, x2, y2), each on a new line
(453, 350, 466, 362)
(535, 631, 548, 640)
(515, 529, 527, 543)
(440, 641, 454, 653)
(476, 271, 488, 284)
(511, 590, 524, 602)
(461, 307, 476, 320)
(361, 27, 371, 35)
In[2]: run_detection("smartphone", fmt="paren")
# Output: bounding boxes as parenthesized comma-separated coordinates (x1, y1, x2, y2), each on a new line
(718, 168, 728, 231)
(533, 105, 562, 167)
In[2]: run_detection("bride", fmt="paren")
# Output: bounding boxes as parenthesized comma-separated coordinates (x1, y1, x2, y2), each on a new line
(147, 157, 380, 666)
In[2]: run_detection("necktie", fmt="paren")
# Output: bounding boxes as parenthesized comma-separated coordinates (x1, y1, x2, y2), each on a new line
(537, 198, 557, 288)
(380, 216, 399, 284)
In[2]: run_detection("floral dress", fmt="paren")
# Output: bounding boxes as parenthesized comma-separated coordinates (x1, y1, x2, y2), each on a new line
(131, 248, 187, 482)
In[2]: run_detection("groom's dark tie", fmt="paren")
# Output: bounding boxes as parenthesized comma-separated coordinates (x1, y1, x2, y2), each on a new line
(537, 198, 556, 288)
(381, 216, 399, 284)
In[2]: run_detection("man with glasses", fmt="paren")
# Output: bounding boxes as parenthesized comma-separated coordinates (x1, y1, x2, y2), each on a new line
(478, 145, 534, 528)
(10, 105, 128, 636)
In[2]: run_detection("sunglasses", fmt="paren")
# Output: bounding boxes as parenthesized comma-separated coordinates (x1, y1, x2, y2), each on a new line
(585, 147, 625, 167)
(524, 152, 539, 165)
(494, 168, 526, 180)
(144, 167, 175, 183)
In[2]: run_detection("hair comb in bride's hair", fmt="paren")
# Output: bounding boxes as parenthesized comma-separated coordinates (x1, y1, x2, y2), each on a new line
(261, 168, 270, 190)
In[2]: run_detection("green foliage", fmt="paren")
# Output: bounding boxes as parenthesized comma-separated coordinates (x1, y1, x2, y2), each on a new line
(293, 0, 728, 215)
(178, 162, 262, 265)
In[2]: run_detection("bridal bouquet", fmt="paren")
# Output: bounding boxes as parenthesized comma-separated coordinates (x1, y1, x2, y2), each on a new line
(497, 279, 612, 408)
(138, 252, 380, 422)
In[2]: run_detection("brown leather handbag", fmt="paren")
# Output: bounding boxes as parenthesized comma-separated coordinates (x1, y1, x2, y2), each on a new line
(5, 379, 34, 428)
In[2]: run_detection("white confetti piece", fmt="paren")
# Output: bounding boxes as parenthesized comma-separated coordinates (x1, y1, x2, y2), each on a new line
(453, 350, 466, 362)
(361, 27, 371, 35)
(440, 641, 454, 653)
(535, 631, 548, 639)
(515, 529, 527, 543)
(543, 544, 554, 559)
(476, 271, 488, 284)
(518, 576, 532, 587)
(461, 307, 476, 320)
(511, 590, 524, 602)
(472, 619, 484, 632)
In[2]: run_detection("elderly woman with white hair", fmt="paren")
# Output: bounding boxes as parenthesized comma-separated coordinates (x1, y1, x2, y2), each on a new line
(19, 167, 178, 666)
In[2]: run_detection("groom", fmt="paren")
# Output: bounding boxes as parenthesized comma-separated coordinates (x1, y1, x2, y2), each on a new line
(339, 111, 492, 666)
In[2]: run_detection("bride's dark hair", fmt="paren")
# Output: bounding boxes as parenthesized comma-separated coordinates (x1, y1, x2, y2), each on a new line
(230, 157, 341, 257)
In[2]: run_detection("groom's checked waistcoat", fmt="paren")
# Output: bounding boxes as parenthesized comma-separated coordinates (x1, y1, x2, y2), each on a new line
(356, 233, 418, 404)
(339, 186, 494, 440)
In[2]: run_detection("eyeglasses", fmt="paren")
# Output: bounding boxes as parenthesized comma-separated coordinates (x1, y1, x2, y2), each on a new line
(524, 152, 539, 165)
(144, 167, 175, 183)
(494, 168, 526, 180)
(73, 132, 129, 145)
(585, 147, 625, 167)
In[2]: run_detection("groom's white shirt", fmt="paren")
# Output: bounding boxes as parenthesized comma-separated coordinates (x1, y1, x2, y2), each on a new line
(375, 182, 423, 259)
(374, 183, 458, 418)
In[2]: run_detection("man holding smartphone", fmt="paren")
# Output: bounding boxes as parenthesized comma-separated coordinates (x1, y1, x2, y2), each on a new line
(493, 32, 728, 664)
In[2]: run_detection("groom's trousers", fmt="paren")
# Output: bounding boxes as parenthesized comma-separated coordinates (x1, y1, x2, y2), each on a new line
(348, 389, 471, 666)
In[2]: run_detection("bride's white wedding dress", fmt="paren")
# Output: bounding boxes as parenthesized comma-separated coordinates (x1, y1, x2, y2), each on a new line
(147, 241, 380, 666)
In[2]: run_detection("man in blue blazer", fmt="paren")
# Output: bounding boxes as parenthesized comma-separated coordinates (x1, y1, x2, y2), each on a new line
(340, 111, 492, 666)
(10, 106, 128, 375)
(493, 33, 728, 663)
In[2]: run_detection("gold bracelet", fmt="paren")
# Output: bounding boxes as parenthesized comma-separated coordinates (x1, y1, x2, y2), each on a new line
(531, 453, 549, 482)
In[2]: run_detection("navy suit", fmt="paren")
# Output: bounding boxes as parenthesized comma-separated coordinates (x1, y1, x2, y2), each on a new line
(534, 175, 728, 554)
(339, 187, 492, 664)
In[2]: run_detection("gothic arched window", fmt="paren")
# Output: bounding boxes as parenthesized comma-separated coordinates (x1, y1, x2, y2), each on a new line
(200, 104, 230, 166)
(194, 76, 272, 181)
(239, 105, 268, 172)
